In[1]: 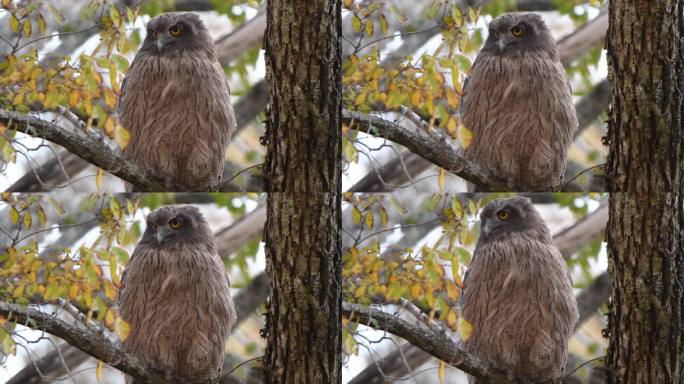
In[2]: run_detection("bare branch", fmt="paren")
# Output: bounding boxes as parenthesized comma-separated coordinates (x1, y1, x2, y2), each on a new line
(557, 5, 608, 67)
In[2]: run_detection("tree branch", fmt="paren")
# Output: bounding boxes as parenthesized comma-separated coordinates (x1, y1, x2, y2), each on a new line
(0, 302, 167, 383)
(343, 109, 511, 191)
(1, 110, 169, 191)
(342, 302, 512, 384)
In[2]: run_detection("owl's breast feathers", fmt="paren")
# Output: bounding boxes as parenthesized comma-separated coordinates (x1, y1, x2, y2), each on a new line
(461, 51, 578, 191)
(118, 243, 235, 380)
(461, 235, 578, 381)
(118, 53, 236, 190)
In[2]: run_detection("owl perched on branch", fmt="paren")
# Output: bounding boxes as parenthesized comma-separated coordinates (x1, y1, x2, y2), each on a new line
(461, 197, 578, 383)
(461, 13, 578, 191)
(118, 13, 236, 192)
(118, 206, 236, 383)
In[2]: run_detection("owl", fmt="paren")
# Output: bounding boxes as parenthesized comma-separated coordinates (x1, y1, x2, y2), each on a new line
(460, 197, 578, 383)
(118, 205, 236, 383)
(461, 13, 578, 191)
(118, 12, 236, 192)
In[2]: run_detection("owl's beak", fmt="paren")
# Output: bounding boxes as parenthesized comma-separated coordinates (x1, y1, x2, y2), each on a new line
(498, 38, 508, 52)
(156, 35, 171, 52)
(481, 220, 492, 237)
(155, 227, 171, 245)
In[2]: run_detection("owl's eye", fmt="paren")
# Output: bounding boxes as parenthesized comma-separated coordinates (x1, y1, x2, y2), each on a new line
(169, 25, 182, 36)
(169, 218, 182, 229)
(497, 210, 510, 220)
(511, 25, 524, 36)
(494, 31, 500, 38)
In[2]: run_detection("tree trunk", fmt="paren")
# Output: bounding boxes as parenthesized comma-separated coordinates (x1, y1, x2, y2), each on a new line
(606, 194, 684, 383)
(605, 0, 684, 191)
(605, 2, 684, 382)
(262, 0, 342, 383)
(263, 0, 342, 192)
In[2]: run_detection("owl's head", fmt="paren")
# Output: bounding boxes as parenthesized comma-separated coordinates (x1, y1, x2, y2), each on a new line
(140, 12, 215, 57)
(477, 196, 551, 244)
(482, 13, 557, 58)
(140, 205, 213, 248)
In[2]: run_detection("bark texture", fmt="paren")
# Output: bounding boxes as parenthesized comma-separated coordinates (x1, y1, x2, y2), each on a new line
(606, 194, 684, 383)
(263, 0, 341, 192)
(263, 0, 342, 382)
(606, 0, 684, 191)
(263, 193, 342, 383)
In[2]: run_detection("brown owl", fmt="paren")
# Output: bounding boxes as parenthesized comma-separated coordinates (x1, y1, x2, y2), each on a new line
(461, 13, 578, 191)
(118, 205, 236, 383)
(460, 197, 578, 383)
(118, 13, 236, 192)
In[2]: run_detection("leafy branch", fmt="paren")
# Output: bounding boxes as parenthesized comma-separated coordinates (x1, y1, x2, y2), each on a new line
(0, 301, 167, 383)
(343, 109, 511, 191)
(342, 301, 512, 384)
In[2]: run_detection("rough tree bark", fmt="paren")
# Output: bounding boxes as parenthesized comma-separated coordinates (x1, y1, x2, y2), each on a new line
(606, 0, 684, 192)
(262, 0, 342, 383)
(604, 2, 684, 382)
(605, 194, 684, 383)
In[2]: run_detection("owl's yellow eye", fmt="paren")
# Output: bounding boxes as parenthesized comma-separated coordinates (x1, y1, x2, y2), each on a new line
(169, 25, 182, 36)
(511, 26, 524, 36)
(169, 218, 182, 229)
(497, 210, 510, 220)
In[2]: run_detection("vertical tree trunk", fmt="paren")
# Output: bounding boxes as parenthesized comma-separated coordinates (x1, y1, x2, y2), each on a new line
(605, 0, 684, 191)
(262, 0, 342, 383)
(605, 194, 684, 383)
(263, 0, 342, 192)
(605, 2, 684, 382)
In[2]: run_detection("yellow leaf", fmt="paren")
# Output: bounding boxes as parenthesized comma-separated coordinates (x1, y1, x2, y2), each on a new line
(351, 15, 361, 32)
(437, 168, 445, 191)
(37, 14, 45, 34)
(69, 90, 81, 108)
(103, 89, 117, 109)
(364, 212, 374, 230)
(109, 63, 120, 94)
(446, 310, 457, 329)
(109, 4, 121, 27)
(9, 14, 18, 33)
(379, 205, 387, 228)
(115, 124, 130, 149)
(343, 0, 352, 8)
(95, 168, 103, 190)
(1, 0, 10, 9)
(104, 309, 114, 327)
(446, 88, 459, 108)
(68, 284, 79, 300)
(9, 207, 19, 224)
(379, 14, 388, 35)
(446, 281, 459, 300)
(458, 317, 473, 342)
(110, 256, 121, 287)
(438, 360, 445, 383)
(37, 206, 45, 226)
(96, 360, 103, 383)
(365, 20, 374, 37)
(23, 212, 31, 229)
(103, 281, 117, 301)
(22, 19, 31, 37)
(458, 124, 473, 149)
(410, 91, 421, 108)
(409, 283, 421, 299)
(446, 117, 458, 139)
(351, 206, 361, 224)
